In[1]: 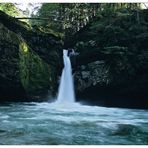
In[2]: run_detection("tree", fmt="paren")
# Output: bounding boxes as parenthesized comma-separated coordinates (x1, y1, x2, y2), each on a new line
(0, 3, 22, 17)
(29, 3, 142, 36)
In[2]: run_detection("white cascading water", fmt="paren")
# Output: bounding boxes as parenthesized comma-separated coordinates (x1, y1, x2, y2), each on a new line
(56, 50, 75, 103)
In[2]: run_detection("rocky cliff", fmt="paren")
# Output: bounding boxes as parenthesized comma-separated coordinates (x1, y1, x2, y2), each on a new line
(0, 11, 62, 102)
(71, 9, 148, 109)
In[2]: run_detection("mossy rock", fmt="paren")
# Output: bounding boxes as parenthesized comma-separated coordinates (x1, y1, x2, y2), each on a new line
(19, 41, 57, 96)
(0, 10, 63, 101)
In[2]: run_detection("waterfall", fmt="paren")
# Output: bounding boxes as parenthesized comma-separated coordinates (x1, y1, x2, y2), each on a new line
(56, 50, 75, 103)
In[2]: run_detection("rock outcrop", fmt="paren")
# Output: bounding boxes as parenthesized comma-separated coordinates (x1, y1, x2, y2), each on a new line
(0, 11, 62, 102)
(74, 60, 108, 92)
(72, 9, 148, 109)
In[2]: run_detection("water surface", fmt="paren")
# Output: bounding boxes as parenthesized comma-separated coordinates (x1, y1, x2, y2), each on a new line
(0, 102, 148, 145)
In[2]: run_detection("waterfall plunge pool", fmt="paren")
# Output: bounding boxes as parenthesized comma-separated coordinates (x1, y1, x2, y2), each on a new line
(0, 50, 147, 145)
(0, 102, 148, 145)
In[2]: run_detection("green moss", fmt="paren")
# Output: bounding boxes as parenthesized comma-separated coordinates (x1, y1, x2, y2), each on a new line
(0, 11, 61, 99)
(0, 3, 20, 17)
(19, 41, 30, 91)
(19, 42, 29, 53)
(19, 40, 54, 96)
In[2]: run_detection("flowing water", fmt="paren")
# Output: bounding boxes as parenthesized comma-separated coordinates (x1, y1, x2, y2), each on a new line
(0, 102, 148, 145)
(57, 50, 75, 103)
(0, 50, 147, 145)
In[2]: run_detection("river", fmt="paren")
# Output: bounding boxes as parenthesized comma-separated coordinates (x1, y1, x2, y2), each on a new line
(0, 102, 147, 145)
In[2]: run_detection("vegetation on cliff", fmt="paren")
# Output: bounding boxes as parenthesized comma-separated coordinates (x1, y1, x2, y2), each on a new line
(69, 6, 148, 108)
(0, 3, 21, 17)
(0, 3, 148, 108)
(0, 8, 62, 101)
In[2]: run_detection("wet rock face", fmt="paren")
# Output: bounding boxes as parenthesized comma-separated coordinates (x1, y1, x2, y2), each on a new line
(0, 23, 27, 101)
(0, 11, 62, 102)
(74, 60, 109, 92)
(74, 58, 148, 109)
(69, 9, 148, 109)
(0, 10, 63, 67)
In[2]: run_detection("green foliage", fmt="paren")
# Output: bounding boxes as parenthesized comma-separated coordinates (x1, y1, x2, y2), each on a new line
(31, 3, 102, 35)
(102, 46, 129, 82)
(0, 3, 141, 36)
(29, 3, 142, 37)
(0, 3, 20, 17)
(73, 8, 148, 84)
(30, 4, 61, 32)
